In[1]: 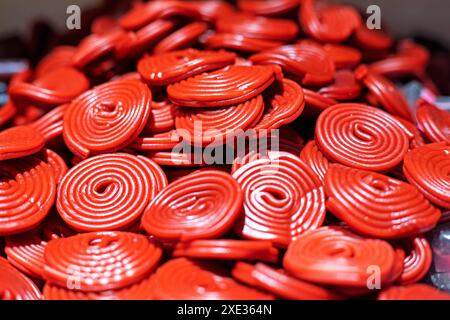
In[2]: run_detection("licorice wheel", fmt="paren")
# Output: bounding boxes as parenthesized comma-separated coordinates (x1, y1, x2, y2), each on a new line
(283, 226, 397, 287)
(35, 46, 76, 78)
(378, 284, 450, 300)
(318, 70, 362, 101)
(232, 151, 325, 247)
(175, 95, 264, 146)
(250, 42, 335, 86)
(253, 79, 305, 130)
(34, 148, 69, 185)
(44, 231, 162, 292)
(167, 64, 282, 107)
(143, 98, 177, 134)
(394, 116, 426, 149)
(150, 258, 273, 300)
(57, 153, 167, 232)
(232, 262, 341, 300)
(353, 26, 393, 52)
(0, 126, 44, 161)
(172, 240, 279, 263)
(300, 140, 329, 182)
(315, 103, 410, 172)
(153, 21, 208, 54)
(190, 0, 235, 23)
(137, 49, 236, 86)
(416, 99, 450, 143)
(0, 155, 56, 236)
(29, 104, 67, 144)
(323, 44, 362, 69)
(130, 129, 182, 151)
(302, 88, 338, 118)
(403, 142, 450, 209)
(0, 263, 42, 300)
(238, 0, 301, 16)
(395, 236, 432, 285)
(147, 149, 206, 167)
(324, 164, 441, 239)
(204, 33, 283, 53)
(63, 78, 152, 158)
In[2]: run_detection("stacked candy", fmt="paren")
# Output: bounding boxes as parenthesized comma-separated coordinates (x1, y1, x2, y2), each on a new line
(0, 0, 449, 300)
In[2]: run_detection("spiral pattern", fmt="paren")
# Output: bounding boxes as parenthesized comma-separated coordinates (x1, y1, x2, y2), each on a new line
(232, 262, 341, 300)
(0, 156, 56, 236)
(167, 65, 281, 107)
(403, 142, 450, 209)
(378, 284, 450, 300)
(394, 116, 426, 149)
(205, 33, 283, 53)
(253, 79, 304, 130)
(232, 151, 325, 247)
(143, 98, 177, 134)
(315, 103, 410, 172)
(416, 99, 450, 143)
(250, 42, 335, 86)
(323, 44, 362, 69)
(130, 129, 182, 151)
(150, 258, 273, 300)
(175, 95, 264, 146)
(396, 236, 432, 285)
(43, 231, 162, 292)
(173, 240, 279, 263)
(142, 169, 243, 241)
(63, 78, 152, 157)
(154, 22, 208, 54)
(324, 164, 441, 238)
(57, 153, 167, 231)
(35, 148, 68, 185)
(0, 263, 42, 300)
(138, 49, 236, 86)
(29, 104, 67, 144)
(300, 140, 329, 182)
(283, 226, 397, 287)
(318, 70, 362, 101)
(0, 126, 44, 161)
(238, 0, 301, 16)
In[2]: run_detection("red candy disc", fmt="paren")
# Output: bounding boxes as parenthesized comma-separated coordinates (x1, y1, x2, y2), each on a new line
(323, 44, 362, 69)
(130, 130, 182, 151)
(354, 26, 393, 52)
(283, 226, 397, 287)
(29, 104, 67, 144)
(167, 65, 281, 107)
(63, 78, 152, 157)
(394, 116, 426, 149)
(153, 22, 208, 54)
(0, 263, 42, 300)
(205, 33, 283, 53)
(318, 70, 362, 101)
(299, 140, 329, 182)
(416, 99, 450, 143)
(0, 126, 44, 160)
(150, 258, 273, 300)
(35, 46, 76, 77)
(403, 142, 450, 209)
(44, 231, 162, 292)
(324, 164, 441, 239)
(142, 169, 243, 241)
(315, 103, 410, 172)
(143, 97, 177, 134)
(378, 284, 450, 300)
(137, 49, 236, 86)
(396, 236, 432, 285)
(238, 0, 300, 16)
(57, 153, 167, 232)
(232, 151, 325, 247)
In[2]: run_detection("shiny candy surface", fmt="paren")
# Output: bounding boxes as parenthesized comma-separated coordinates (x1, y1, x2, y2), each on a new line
(416, 99, 450, 143)
(0, 126, 44, 161)
(0, 263, 42, 300)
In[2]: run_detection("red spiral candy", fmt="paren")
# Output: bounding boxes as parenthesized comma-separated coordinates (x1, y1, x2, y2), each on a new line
(315, 103, 410, 172)
(29, 104, 67, 144)
(324, 164, 441, 238)
(394, 116, 426, 149)
(35, 148, 68, 185)
(204, 33, 283, 53)
(35, 46, 76, 78)
(396, 236, 432, 285)
(323, 43, 362, 69)
(300, 140, 329, 182)
(353, 26, 393, 52)
(63, 78, 152, 158)
(318, 70, 362, 101)
(0, 126, 44, 161)
(130, 129, 182, 151)
(238, 0, 300, 16)
(0, 263, 42, 300)
(378, 284, 450, 300)
(143, 97, 177, 134)
(142, 169, 243, 241)
(416, 99, 450, 143)
(153, 22, 208, 54)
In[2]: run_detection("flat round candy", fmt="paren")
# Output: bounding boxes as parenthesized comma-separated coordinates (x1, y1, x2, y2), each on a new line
(63, 78, 152, 157)
(150, 258, 273, 300)
(29, 104, 67, 144)
(394, 116, 426, 149)
(300, 140, 329, 182)
(238, 0, 300, 16)
(353, 26, 393, 51)
(416, 99, 450, 143)
(142, 169, 242, 241)
(232, 151, 325, 247)
(250, 42, 335, 86)
(323, 44, 362, 69)
(204, 33, 283, 53)
(34, 148, 68, 185)
(143, 97, 177, 134)
(378, 284, 450, 300)
(130, 130, 182, 151)
(324, 164, 441, 238)
(403, 142, 450, 209)
(167, 65, 281, 107)
(137, 49, 236, 86)
(147, 149, 206, 167)
(0, 156, 56, 236)
(35, 46, 76, 77)
(396, 236, 432, 285)
(173, 240, 279, 263)
(0, 126, 44, 160)
(315, 103, 410, 172)
(57, 153, 167, 232)
(153, 21, 208, 54)
(0, 263, 42, 300)
(302, 88, 337, 118)
(318, 70, 362, 101)
(232, 262, 341, 300)
(44, 231, 162, 292)
(175, 95, 264, 146)
(283, 226, 397, 287)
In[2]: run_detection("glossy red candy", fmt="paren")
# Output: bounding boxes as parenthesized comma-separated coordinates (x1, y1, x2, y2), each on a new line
(35, 46, 76, 78)
(44, 231, 162, 292)
(0, 263, 42, 300)
(143, 98, 177, 134)
(232, 151, 325, 247)
(205, 33, 283, 53)
(238, 0, 300, 16)
(137, 49, 236, 86)
(324, 164, 441, 238)
(396, 236, 432, 285)
(302, 88, 338, 117)
(403, 142, 450, 209)
(150, 258, 273, 300)
(173, 240, 279, 263)
(353, 26, 393, 52)
(315, 103, 410, 172)
(394, 116, 426, 149)
(416, 99, 450, 143)
(318, 70, 362, 101)
(29, 104, 67, 144)
(63, 78, 152, 157)
(299, 140, 329, 182)
(153, 22, 208, 54)
(378, 284, 450, 300)
(57, 153, 166, 232)
(283, 226, 397, 287)
(130, 130, 182, 151)
(167, 65, 281, 107)
(0, 126, 44, 160)
(34, 148, 68, 185)
(323, 44, 362, 69)
(142, 169, 243, 241)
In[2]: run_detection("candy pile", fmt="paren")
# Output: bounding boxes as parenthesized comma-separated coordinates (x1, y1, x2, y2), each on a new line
(0, 0, 449, 300)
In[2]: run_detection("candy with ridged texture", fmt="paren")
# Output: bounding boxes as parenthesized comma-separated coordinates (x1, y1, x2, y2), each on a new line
(238, 0, 301, 16)
(29, 104, 67, 145)
(153, 22, 208, 54)
(143, 97, 177, 134)
(130, 129, 182, 151)
(318, 70, 362, 101)
(204, 33, 283, 53)
(0, 263, 42, 300)
(323, 44, 362, 69)
(0, 126, 44, 160)
(395, 236, 432, 285)
(416, 99, 450, 143)
(300, 140, 329, 182)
